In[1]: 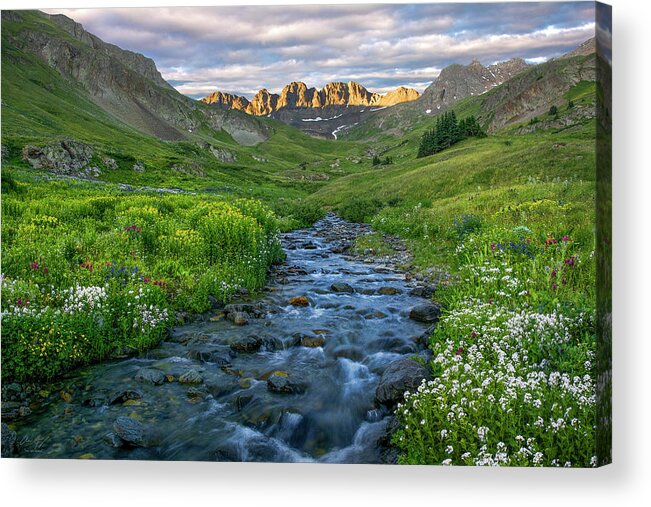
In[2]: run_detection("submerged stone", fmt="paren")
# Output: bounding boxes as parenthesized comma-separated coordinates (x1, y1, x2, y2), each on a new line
(289, 296, 310, 307)
(134, 368, 165, 386)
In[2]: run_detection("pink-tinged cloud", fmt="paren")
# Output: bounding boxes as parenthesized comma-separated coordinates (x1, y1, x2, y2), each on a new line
(44, 2, 596, 99)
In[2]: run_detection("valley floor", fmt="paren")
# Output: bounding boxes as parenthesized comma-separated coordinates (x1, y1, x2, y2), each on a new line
(2, 119, 600, 465)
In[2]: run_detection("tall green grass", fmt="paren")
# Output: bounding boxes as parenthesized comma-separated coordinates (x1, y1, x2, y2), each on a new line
(1, 174, 283, 382)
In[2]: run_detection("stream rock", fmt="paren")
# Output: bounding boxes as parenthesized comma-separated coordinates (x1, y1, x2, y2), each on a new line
(224, 303, 267, 318)
(409, 285, 437, 299)
(188, 348, 232, 366)
(375, 358, 431, 407)
(331, 282, 355, 293)
(378, 286, 401, 295)
(179, 369, 204, 384)
(1, 422, 17, 457)
(230, 335, 262, 353)
(267, 373, 308, 394)
(109, 389, 143, 405)
(113, 416, 148, 447)
(289, 296, 310, 307)
(299, 335, 326, 348)
(409, 302, 441, 323)
(230, 312, 249, 326)
(134, 368, 166, 385)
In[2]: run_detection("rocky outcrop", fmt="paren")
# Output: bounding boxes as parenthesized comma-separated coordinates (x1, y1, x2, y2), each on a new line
(209, 146, 237, 163)
(246, 89, 279, 116)
(22, 139, 101, 177)
(201, 81, 420, 116)
(276, 82, 321, 109)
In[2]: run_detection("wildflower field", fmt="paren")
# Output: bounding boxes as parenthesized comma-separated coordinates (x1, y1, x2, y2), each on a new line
(1, 174, 283, 382)
(392, 218, 597, 466)
(313, 125, 600, 466)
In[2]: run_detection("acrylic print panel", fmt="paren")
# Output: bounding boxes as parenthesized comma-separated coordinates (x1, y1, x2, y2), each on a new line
(0, 2, 611, 466)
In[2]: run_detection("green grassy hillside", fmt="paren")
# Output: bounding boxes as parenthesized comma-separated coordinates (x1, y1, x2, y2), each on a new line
(1, 11, 369, 200)
(312, 121, 596, 269)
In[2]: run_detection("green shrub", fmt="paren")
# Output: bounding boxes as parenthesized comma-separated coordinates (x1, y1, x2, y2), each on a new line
(271, 198, 325, 229)
(338, 197, 384, 223)
(453, 213, 482, 239)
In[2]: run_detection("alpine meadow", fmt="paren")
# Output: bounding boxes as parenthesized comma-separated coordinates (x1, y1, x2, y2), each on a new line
(0, 3, 612, 467)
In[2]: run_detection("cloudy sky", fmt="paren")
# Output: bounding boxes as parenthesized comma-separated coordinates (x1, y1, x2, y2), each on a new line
(45, 2, 596, 99)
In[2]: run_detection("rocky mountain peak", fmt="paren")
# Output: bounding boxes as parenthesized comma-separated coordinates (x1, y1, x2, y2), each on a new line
(44, 12, 172, 90)
(277, 81, 320, 109)
(421, 57, 530, 108)
(247, 88, 280, 116)
(560, 37, 596, 59)
(202, 91, 250, 111)
(379, 86, 421, 106)
(202, 81, 420, 116)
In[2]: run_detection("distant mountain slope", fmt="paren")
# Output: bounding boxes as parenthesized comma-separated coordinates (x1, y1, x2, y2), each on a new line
(1, 10, 269, 145)
(479, 51, 595, 132)
(342, 40, 596, 140)
(202, 80, 420, 139)
(419, 58, 530, 110)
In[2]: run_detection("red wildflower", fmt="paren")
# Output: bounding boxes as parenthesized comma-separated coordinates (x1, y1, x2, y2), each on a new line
(545, 237, 558, 248)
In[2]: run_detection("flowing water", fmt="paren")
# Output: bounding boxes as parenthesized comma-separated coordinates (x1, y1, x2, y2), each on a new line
(12, 214, 433, 463)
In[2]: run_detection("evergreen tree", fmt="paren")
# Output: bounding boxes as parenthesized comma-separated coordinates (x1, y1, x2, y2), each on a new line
(417, 111, 486, 158)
